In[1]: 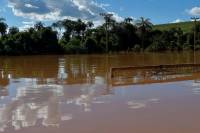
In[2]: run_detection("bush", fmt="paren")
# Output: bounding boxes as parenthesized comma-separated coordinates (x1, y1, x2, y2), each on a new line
(146, 41, 166, 52)
(84, 37, 103, 53)
(132, 44, 141, 52)
(61, 38, 86, 54)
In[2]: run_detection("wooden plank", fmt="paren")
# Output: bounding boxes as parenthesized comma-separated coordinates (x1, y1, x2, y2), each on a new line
(110, 63, 200, 82)
(111, 71, 200, 86)
(111, 63, 200, 72)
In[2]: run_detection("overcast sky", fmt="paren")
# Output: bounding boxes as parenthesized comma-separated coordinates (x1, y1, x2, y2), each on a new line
(0, 0, 199, 30)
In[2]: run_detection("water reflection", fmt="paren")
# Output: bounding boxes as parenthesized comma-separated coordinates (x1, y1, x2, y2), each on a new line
(57, 58, 68, 81)
(0, 53, 200, 132)
(111, 65, 200, 86)
(192, 80, 200, 95)
(0, 70, 9, 98)
(0, 85, 65, 131)
(0, 82, 110, 131)
(127, 98, 160, 109)
(0, 57, 111, 131)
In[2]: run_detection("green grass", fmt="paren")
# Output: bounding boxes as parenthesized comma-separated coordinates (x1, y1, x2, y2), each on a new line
(153, 21, 194, 33)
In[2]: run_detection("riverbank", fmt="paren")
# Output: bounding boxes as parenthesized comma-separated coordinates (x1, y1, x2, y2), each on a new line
(0, 17, 199, 56)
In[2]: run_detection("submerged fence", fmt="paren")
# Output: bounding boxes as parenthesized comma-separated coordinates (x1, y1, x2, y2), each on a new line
(110, 64, 200, 86)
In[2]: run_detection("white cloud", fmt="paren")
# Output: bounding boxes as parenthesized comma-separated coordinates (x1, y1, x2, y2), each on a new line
(19, 21, 35, 31)
(19, 24, 33, 31)
(24, 4, 39, 9)
(171, 19, 182, 23)
(187, 7, 200, 16)
(109, 12, 124, 22)
(7, 0, 122, 26)
(22, 21, 34, 25)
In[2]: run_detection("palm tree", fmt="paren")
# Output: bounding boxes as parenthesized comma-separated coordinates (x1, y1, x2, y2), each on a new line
(136, 17, 153, 51)
(34, 22, 44, 31)
(100, 13, 115, 53)
(0, 18, 8, 36)
(86, 21, 94, 29)
(124, 17, 133, 24)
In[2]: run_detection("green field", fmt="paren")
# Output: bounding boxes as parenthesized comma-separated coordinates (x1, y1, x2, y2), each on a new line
(153, 21, 194, 33)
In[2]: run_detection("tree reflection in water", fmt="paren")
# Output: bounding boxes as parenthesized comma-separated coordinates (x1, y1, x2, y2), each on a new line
(0, 54, 200, 132)
(0, 57, 110, 132)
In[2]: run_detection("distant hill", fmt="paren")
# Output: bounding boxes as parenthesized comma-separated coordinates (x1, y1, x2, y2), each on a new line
(153, 21, 194, 33)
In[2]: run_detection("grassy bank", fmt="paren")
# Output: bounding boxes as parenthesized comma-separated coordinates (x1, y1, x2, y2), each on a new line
(154, 21, 194, 33)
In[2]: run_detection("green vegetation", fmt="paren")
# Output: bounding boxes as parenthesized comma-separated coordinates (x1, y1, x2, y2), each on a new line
(0, 17, 199, 55)
(154, 21, 193, 33)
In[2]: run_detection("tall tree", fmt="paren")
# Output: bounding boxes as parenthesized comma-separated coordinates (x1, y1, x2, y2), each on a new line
(87, 21, 94, 29)
(100, 13, 115, 52)
(34, 22, 44, 31)
(52, 20, 63, 39)
(136, 17, 153, 51)
(74, 19, 87, 37)
(8, 27, 19, 35)
(0, 18, 8, 36)
(124, 17, 133, 24)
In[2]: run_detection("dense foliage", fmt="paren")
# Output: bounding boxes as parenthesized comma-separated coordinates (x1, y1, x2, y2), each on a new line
(0, 17, 199, 55)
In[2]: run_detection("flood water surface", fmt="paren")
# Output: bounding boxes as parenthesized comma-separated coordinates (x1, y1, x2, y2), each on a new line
(0, 53, 200, 133)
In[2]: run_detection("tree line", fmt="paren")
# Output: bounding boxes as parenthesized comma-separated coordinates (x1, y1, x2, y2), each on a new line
(0, 16, 199, 55)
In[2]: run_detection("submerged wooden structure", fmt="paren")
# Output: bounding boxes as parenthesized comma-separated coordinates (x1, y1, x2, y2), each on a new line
(111, 64, 200, 86)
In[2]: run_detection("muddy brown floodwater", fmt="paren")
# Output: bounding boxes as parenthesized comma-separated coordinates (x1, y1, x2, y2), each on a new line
(0, 52, 200, 133)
